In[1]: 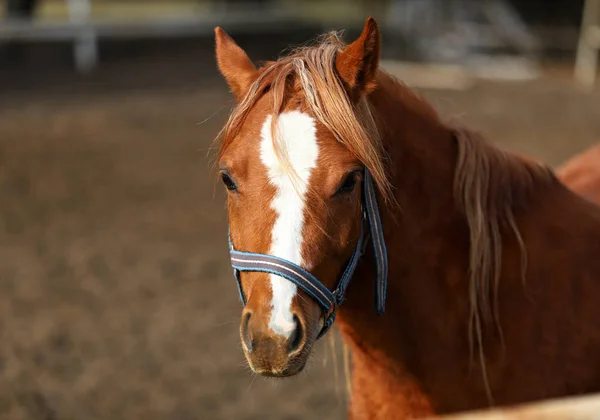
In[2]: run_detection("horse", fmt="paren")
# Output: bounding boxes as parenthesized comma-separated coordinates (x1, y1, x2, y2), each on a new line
(556, 143, 600, 205)
(213, 17, 600, 419)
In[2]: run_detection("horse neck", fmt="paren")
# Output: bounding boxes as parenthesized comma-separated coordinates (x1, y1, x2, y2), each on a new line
(372, 73, 459, 224)
(336, 73, 467, 372)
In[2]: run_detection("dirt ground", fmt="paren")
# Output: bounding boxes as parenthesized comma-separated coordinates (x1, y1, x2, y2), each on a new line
(1, 36, 599, 420)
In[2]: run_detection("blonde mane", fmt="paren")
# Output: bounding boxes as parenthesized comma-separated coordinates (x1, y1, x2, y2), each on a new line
(452, 125, 555, 403)
(216, 31, 394, 206)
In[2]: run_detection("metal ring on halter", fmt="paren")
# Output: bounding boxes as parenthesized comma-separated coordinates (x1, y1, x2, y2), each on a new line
(227, 167, 388, 339)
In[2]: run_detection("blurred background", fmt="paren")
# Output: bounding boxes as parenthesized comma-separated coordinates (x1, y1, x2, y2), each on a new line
(0, 0, 599, 419)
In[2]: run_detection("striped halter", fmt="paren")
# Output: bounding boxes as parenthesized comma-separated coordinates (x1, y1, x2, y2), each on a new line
(227, 168, 388, 339)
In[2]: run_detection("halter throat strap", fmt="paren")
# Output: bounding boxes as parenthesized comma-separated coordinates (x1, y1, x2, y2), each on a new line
(228, 168, 388, 339)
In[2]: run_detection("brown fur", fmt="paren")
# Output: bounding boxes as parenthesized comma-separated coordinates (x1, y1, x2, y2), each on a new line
(214, 18, 600, 418)
(557, 143, 600, 205)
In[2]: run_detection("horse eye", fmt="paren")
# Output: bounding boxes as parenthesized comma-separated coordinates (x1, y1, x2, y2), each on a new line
(221, 172, 238, 191)
(335, 172, 359, 195)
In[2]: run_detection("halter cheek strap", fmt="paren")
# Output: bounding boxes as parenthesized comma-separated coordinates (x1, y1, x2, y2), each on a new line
(363, 168, 388, 314)
(228, 168, 388, 339)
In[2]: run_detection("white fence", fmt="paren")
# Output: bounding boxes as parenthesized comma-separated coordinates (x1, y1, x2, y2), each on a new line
(1, 0, 598, 87)
(0, 0, 297, 72)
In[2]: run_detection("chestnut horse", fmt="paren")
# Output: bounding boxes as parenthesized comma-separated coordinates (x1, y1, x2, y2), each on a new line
(557, 143, 600, 205)
(213, 18, 600, 419)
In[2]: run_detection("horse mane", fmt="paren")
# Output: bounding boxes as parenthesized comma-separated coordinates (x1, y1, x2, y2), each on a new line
(452, 124, 555, 403)
(216, 31, 394, 205)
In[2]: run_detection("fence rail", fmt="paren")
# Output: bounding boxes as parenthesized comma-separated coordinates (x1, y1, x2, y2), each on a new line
(0, 0, 298, 72)
(433, 392, 600, 420)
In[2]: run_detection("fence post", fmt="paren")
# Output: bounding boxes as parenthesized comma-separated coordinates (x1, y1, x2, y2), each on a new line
(575, 0, 600, 89)
(67, 0, 98, 73)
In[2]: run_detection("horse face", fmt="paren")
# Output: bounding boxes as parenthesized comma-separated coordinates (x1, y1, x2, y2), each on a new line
(218, 97, 363, 376)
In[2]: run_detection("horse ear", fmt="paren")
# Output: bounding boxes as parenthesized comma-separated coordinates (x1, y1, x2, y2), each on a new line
(214, 27, 258, 100)
(336, 17, 381, 98)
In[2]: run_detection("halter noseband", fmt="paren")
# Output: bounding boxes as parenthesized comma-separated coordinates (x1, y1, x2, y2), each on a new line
(227, 168, 388, 339)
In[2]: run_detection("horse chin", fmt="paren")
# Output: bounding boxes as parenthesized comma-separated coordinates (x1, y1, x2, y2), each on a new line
(252, 362, 307, 378)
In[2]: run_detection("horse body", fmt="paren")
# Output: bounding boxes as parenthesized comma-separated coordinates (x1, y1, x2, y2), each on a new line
(214, 18, 600, 419)
(332, 71, 600, 418)
(557, 143, 600, 205)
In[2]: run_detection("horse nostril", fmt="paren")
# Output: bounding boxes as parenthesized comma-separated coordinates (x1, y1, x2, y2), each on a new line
(288, 314, 304, 354)
(241, 311, 253, 352)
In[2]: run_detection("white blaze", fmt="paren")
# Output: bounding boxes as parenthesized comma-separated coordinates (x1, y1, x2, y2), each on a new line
(259, 111, 319, 338)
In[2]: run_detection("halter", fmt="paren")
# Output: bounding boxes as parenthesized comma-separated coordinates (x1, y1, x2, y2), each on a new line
(227, 168, 388, 339)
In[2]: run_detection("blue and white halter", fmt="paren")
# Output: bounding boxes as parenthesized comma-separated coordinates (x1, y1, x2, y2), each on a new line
(228, 168, 388, 339)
